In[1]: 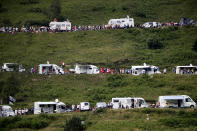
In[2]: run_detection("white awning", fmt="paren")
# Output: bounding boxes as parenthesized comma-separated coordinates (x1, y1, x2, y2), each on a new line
(163, 96, 184, 100)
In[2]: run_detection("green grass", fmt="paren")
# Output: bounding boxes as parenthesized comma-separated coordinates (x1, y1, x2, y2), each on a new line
(0, 27, 197, 69)
(0, 0, 197, 130)
(1, 109, 197, 131)
(0, 0, 197, 26)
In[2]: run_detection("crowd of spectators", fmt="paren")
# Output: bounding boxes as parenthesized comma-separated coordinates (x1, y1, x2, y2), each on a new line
(0, 18, 196, 34)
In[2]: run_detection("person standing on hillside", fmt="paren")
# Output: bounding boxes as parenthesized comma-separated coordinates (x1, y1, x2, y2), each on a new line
(163, 68, 167, 74)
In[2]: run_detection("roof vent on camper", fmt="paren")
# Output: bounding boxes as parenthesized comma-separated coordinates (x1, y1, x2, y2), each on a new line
(55, 99, 59, 103)
(190, 64, 193, 66)
(144, 63, 147, 66)
(127, 15, 129, 19)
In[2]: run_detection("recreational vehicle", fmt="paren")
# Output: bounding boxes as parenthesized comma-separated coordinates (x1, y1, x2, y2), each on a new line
(131, 63, 161, 75)
(0, 105, 15, 117)
(2, 63, 25, 72)
(34, 99, 67, 114)
(49, 20, 71, 31)
(174, 64, 197, 75)
(158, 95, 196, 108)
(111, 97, 148, 109)
(79, 102, 91, 111)
(108, 15, 134, 28)
(73, 64, 100, 74)
(38, 64, 64, 75)
(142, 22, 161, 28)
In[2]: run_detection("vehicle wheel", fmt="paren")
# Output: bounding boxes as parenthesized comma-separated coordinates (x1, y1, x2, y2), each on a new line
(190, 105, 194, 108)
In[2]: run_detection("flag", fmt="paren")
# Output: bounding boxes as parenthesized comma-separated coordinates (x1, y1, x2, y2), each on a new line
(9, 101, 14, 105)
(9, 96, 16, 103)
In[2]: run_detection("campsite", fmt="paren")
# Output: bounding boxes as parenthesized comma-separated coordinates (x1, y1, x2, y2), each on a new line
(0, 0, 197, 130)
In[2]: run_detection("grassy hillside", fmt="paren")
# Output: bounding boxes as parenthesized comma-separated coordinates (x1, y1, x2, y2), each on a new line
(0, 0, 197, 26)
(0, 27, 197, 69)
(0, 0, 197, 130)
(1, 108, 197, 131)
(0, 72, 197, 108)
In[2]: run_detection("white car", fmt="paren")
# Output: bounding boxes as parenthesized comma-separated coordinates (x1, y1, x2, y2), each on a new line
(79, 102, 91, 111)
(96, 102, 107, 109)
(0, 105, 15, 117)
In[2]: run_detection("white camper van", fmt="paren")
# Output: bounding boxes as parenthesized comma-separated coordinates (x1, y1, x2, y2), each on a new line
(73, 64, 100, 74)
(79, 102, 91, 111)
(111, 97, 148, 109)
(131, 63, 161, 75)
(2, 63, 25, 72)
(142, 22, 161, 28)
(38, 64, 64, 75)
(158, 95, 196, 108)
(0, 105, 15, 117)
(174, 64, 197, 75)
(108, 15, 134, 28)
(49, 20, 71, 31)
(34, 99, 67, 114)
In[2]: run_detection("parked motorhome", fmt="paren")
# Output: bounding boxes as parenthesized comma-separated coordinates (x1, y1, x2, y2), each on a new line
(131, 63, 161, 75)
(49, 20, 71, 31)
(79, 102, 91, 111)
(38, 64, 64, 75)
(158, 95, 196, 108)
(142, 22, 161, 28)
(34, 99, 67, 114)
(0, 105, 15, 117)
(2, 63, 25, 72)
(174, 64, 197, 75)
(108, 15, 134, 28)
(73, 64, 100, 74)
(111, 97, 148, 109)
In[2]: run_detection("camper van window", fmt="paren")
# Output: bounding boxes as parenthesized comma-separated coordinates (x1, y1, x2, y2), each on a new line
(117, 21, 121, 23)
(122, 20, 125, 22)
(39, 105, 44, 107)
(61, 106, 66, 109)
(85, 103, 89, 106)
(186, 98, 192, 102)
(89, 68, 92, 70)
(62, 24, 65, 27)
(113, 100, 119, 103)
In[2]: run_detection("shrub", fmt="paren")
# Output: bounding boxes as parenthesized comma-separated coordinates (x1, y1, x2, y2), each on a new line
(64, 116, 85, 131)
(107, 74, 128, 88)
(28, 8, 42, 13)
(20, 0, 39, 5)
(192, 40, 197, 52)
(147, 38, 164, 49)
(93, 108, 107, 115)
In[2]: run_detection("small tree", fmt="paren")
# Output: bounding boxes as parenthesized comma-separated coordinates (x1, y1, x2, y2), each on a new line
(192, 40, 197, 52)
(147, 38, 164, 49)
(64, 117, 85, 131)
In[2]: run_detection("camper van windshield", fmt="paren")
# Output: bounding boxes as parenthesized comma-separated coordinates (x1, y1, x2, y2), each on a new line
(113, 100, 119, 103)
(186, 98, 192, 102)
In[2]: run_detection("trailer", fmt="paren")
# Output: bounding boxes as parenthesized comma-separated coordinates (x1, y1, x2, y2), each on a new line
(111, 97, 148, 109)
(131, 63, 161, 75)
(158, 95, 196, 108)
(2, 63, 25, 72)
(108, 15, 134, 28)
(73, 64, 99, 74)
(142, 22, 161, 28)
(34, 99, 67, 114)
(49, 20, 71, 31)
(174, 64, 197, 75)
(38, 64, 64, 75)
